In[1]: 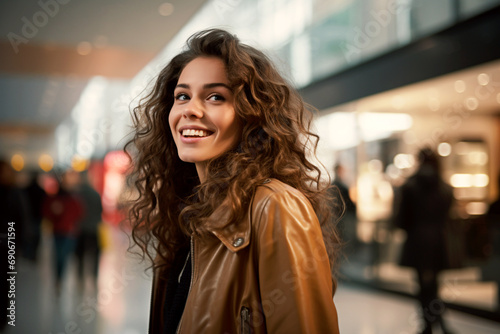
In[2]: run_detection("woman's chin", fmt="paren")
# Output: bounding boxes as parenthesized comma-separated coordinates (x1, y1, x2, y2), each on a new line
(178, 154, 204, 164)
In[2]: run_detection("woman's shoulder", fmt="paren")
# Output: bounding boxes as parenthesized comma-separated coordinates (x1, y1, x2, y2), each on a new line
(250, 179, 322, 246)
(251, 178, 315, 220)
(253, 178, 307, 203)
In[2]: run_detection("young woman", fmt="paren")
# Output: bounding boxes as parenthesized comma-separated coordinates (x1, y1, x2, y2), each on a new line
(126, 28, 341, 334)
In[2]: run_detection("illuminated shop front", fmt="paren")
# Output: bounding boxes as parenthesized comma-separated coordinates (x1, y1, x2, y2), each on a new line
(309, 23, 500, 320)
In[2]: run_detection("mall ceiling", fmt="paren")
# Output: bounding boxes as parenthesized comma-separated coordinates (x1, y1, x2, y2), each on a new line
(0, 0, 206, 162)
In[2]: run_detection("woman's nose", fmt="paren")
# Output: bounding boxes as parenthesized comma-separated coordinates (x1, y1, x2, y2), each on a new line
(182, 99, 204, 118)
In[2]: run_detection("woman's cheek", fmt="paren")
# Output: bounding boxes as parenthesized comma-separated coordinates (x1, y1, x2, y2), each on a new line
(168, 109, 178, 133)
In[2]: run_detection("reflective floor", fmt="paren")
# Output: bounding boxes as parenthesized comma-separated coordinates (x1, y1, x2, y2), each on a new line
(4, 226, 500, 334)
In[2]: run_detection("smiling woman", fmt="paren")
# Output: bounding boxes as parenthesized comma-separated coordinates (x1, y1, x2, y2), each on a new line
(169, 57, 242, 182)
(125, 29, 341, 334)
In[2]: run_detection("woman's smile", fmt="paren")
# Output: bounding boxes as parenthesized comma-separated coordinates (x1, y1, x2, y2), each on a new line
(179, 126, 214, 143)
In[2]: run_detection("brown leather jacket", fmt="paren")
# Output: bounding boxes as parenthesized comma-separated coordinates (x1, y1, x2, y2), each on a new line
(149, 179, 339, 333)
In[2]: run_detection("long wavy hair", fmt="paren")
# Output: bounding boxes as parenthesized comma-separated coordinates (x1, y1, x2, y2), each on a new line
(125, 29, 341, 282)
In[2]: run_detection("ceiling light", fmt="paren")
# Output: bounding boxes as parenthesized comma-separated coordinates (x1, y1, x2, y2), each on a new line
(38, 154, 54, 172)
(450, 174, 471, 188)
(465, 202, 487, 215)
(464, 97, 478, 110)
(467, 151, 488, 165)
(477, 73, 489, 86)
(472, 174, 489, 187)
(158, 2, 174, 16)
(454, 80, 466, 93)
(437, 142, 451, 157)
(451, 173, 489, 188)
(11, 154, 24, 172)
(394, 154, 414, 169)
(358, 112, 413, 141)
(385, 164, 401, 179)
(71, 155, 89, 172)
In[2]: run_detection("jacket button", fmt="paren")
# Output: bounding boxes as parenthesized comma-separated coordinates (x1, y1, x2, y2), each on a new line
(233, 237, 244, 247)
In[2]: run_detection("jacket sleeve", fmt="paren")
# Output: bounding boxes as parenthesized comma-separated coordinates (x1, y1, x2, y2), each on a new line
(254, 189, 340, 334)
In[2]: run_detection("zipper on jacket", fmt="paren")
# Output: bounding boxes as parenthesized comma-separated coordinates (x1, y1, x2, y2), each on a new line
(240, 306, 251, 334)
(178, 251, 190, 283)
(176, 237, 195, 334)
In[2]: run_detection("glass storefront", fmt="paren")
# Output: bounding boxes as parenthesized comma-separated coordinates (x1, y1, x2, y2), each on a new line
(313, 59, 500, 316)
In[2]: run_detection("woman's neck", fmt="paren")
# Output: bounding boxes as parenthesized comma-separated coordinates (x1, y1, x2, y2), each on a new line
(195, 162, 207, 183)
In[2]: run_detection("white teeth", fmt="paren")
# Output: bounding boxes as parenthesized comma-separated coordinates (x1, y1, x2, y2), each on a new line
(182, 129, 210, 137)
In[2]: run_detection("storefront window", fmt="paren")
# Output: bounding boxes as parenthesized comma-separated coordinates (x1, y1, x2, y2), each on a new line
(313, 63, 500, 313)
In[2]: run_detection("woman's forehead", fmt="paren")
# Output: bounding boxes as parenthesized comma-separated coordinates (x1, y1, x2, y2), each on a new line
(178, 57, 229, 85)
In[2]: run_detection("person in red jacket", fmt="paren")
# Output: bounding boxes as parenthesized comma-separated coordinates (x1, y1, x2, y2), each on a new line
(43, 170, 83, 294)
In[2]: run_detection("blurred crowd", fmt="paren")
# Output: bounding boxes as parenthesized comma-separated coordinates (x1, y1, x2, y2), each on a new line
(1, 160, 103, 330)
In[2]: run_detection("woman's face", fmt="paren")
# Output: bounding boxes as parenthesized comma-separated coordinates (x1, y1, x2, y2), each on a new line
(169, 57, 242, 170)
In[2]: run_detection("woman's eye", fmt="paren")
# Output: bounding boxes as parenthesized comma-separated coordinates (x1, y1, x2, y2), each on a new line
(175, 93, 189, 101)
(208, 94, 225, 101)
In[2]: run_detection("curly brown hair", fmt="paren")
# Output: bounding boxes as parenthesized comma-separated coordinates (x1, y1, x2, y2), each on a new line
(125, 29, 341, 277)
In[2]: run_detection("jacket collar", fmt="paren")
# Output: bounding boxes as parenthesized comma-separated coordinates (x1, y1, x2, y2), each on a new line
(206, 201, 251, 253)
(205, 179, 272, 252)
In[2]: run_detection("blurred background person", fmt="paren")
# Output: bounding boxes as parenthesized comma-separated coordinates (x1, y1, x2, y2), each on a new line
(75, 171, 103, 291)
(23, 171, 47, 262)
(393, 148, 454, 334)
(43, 169, 84, 294)
(331, 163, 357, 253)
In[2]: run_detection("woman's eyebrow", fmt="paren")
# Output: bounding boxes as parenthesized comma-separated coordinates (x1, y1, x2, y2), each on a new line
(175, 83, 189, 89)
(175, 83, 231, 90)
(203, 83, 230, 90)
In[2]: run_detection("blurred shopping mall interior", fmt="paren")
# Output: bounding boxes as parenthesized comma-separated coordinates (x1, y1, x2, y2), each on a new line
(1, 0, 500, 333)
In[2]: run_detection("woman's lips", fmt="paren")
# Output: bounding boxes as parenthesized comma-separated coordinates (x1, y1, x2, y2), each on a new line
(179, 128, 214, 143)
(182, 129, 211, 137)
